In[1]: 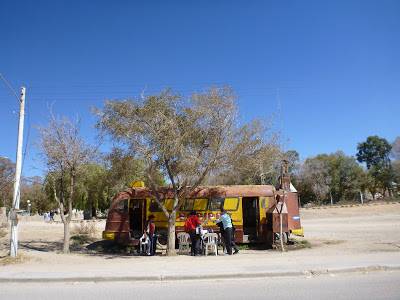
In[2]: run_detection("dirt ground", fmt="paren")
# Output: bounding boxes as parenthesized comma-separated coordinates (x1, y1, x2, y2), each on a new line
(300, 202, 400, 253)
(1, 202, 399, 265)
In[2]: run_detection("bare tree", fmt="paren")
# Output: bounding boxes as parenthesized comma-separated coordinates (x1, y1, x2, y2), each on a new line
(209, 119, 281, 186)
(96, 87, 273, 255)
(300, 158, 331, 204)
(392, 137, 400, 160)
(38, 114, 93, 253)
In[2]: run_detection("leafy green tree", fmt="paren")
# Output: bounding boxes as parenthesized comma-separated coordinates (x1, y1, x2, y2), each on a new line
(298, 152, 364, 204)
(392, 160, 400, 196)
(0, 156, 14, 207)
(20, 176, 52, 214)
(328, 152, 364, 202)
(356, 136, 393, 196)
(356, 136, 392, 169)
(74, 164, 108, 218)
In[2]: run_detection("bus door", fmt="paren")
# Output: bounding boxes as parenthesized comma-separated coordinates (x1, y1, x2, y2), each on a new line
(129, 199, 147, 239)
(242, 197, 259, 241)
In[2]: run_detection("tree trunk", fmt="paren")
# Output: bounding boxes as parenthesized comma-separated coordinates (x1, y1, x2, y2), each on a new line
(61, 170, 75, 254)
(166, 212, 177, 256)
(91, 195, 97, 218)
(329, 191, 333, 206)
(63, 220, 70, 253)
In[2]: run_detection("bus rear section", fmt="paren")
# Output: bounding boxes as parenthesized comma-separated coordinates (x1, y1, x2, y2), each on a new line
(102, 193, 132, 244)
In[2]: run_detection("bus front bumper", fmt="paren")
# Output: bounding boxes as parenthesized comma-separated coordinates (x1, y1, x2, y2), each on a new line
(102, 231, 115, 240)
(291, 227, 304, 237)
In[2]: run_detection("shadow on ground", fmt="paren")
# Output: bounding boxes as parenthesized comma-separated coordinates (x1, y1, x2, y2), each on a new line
(20, 240, 64, 253)
(85, 240, 144, 259)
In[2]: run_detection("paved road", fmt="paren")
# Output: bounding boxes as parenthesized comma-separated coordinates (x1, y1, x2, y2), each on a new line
(1, 271, 400, 300)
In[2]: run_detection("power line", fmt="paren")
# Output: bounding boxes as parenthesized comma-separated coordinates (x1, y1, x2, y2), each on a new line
(0, 73, 19, 101)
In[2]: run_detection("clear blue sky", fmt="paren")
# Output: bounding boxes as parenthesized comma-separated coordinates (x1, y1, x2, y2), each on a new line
(1, 0, 399, 177)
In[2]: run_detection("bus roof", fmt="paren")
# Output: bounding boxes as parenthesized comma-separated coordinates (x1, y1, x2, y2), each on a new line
(114, 185, 275, 201)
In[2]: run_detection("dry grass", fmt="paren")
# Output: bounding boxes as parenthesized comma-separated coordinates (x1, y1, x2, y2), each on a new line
(0, 220, 8, 239)
(0, 253, 30, 266)
(71, 221, 98, 238)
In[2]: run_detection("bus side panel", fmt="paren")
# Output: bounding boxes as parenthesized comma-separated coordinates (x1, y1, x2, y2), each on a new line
(258, 196, 270, 242)
(104, 209, 130, 243)
(286, 192, 302, 234)
(230, 197, 243, 243)
(146, 197, 168, 230)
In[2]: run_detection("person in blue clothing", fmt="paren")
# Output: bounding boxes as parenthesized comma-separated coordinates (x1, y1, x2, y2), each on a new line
(216, 208, 239, 255)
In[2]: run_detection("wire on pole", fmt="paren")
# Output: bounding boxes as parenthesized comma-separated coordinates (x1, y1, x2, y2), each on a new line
(0, 73, 20, 102)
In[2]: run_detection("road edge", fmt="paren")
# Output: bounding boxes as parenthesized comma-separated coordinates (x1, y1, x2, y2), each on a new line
(1, 265, 400, 283)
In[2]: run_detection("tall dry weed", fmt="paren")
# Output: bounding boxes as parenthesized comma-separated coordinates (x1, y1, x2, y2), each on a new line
(0, 221, 8, 239)
(72, 221, 98, 238)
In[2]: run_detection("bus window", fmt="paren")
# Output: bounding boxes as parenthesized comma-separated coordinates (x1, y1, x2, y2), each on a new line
(224, 197, 239, 211)
(209, 197, 224, 211)
(181, 199, 194, 211)
(149, 199, 163, 212)
(149, 199, 177, 212)
(115, 199, 128, 212)
(193, 198, 208, 211)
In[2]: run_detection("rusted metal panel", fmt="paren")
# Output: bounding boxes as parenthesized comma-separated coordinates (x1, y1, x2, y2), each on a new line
(125, 185, 275, 200)
(266, 202, 289, 233)
(285, 192, 301, 231)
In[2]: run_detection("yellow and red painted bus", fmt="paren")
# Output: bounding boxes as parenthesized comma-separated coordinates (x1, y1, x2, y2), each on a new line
(103, 183, 303, 246)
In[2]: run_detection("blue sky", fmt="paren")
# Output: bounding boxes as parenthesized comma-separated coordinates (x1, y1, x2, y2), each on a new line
(1, 0, 399, 177)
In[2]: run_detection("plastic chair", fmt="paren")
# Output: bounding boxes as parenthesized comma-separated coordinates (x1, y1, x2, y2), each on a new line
(203, 233, 218, 256)
(177, 232, 191, 254)
(139, 233, 151, 255)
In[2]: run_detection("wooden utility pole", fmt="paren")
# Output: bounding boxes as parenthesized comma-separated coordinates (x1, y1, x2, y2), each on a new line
(10, 87, 25, 257)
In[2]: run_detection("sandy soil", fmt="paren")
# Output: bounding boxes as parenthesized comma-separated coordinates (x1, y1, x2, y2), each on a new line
(300, 203, 400, 253)
(1, 202, 399, 266)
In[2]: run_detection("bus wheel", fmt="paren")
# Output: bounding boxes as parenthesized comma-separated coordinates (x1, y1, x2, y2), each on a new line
(156, 233, 168, 249)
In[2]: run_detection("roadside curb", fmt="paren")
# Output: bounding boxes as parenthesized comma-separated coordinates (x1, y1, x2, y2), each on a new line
(1, 265, 400, 283)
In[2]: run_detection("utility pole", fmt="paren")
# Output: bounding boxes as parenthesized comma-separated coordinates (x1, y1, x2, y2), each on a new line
(10, 87, 26, 257)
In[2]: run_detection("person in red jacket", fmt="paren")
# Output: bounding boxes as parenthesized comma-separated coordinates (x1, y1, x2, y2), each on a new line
(185, 211, 201, 256)
(145, 215, 156, 256)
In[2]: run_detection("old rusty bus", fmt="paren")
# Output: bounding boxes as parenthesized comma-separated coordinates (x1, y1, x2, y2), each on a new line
(102, 183, 303, 246)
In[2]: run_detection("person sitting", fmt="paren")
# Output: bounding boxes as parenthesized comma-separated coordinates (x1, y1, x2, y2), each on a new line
(145, 215, 157, 256)
(184, 211, 201, 256)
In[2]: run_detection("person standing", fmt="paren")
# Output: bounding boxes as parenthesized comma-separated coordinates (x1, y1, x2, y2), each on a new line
(145, 215, 157, 256)
(216, 209, 239, 255)
(231, 223, 239, 254)
(184, 211, 201, 256)
(50, 211, 55, 222)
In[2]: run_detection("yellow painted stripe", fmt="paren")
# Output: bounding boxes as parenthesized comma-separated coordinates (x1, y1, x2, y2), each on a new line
(291, 227, 304, 237)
